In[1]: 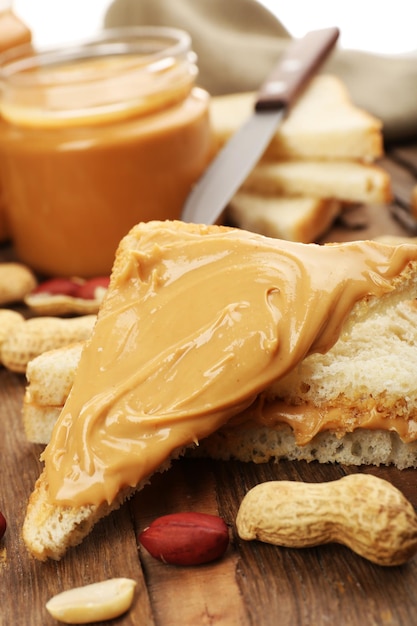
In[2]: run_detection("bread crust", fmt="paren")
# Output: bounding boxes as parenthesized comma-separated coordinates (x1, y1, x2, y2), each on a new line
(195, 425, 417, 470)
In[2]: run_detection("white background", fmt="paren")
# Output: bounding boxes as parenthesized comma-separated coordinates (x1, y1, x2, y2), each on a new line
(12, 0, 417, 55)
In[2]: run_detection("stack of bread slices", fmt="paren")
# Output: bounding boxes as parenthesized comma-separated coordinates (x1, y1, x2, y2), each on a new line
(210, 74, 392, 242)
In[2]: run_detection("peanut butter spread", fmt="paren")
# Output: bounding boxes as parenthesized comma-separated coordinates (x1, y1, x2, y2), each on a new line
(231, 398, 417, 445)
(42, 222, 417, 506)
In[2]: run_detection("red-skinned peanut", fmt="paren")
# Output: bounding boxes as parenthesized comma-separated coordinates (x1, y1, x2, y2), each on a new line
(75, 277, 110, 300)
(32, 277, 80, 297)
(139, 512, 229, 566)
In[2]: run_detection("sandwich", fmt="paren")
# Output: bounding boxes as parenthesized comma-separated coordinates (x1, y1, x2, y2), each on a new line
(25, 297, 417, 469)
(22, 220, 417, 560)
(198, 297, 417, 470)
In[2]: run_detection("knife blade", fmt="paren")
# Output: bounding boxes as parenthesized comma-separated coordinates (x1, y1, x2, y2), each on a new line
(181, 26, 340, 225)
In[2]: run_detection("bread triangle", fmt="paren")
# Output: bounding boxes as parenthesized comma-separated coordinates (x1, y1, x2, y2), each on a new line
(210, 75, 383, 161)
(227, 193, 340, 242)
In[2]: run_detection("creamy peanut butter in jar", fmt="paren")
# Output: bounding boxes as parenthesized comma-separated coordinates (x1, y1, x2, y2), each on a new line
(0, 0, 31, 242)
(0, 27, 213, 276)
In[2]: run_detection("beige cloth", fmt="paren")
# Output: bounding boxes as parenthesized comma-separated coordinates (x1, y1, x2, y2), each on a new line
(104, 0, 417, 141)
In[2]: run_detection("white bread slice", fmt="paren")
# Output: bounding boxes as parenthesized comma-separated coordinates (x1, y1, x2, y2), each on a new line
(241, 160, 392, 205)
(227, 193, 340, 242)
(23, 342, 84, 444)
(23, 222, 417, 561)
(210, 75, 383, 161)
(199, 426, 417, 471)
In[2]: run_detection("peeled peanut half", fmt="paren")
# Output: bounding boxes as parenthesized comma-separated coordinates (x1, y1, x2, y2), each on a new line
(25, 293, 103, 316)
(45, 577, 136, 624)
(24, 276, 110, 316)
(25, 276, 109, 316)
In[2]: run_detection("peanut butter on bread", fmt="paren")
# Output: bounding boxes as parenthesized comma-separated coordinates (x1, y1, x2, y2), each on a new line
(23, 221, 417, 560)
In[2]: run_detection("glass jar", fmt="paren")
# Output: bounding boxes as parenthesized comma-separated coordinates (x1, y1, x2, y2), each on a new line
(0, 0, 31, 241)
(0, 26, 213, 277)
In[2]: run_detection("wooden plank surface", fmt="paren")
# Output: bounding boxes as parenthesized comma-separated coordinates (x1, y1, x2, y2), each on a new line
(1, 140, 417, 626)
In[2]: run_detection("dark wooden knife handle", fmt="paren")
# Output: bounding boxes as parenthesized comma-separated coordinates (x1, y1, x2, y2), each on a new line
(255, 27, 340, 111)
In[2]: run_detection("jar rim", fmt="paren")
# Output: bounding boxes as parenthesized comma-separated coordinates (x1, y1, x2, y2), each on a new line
(0, 26, 192, 84)
(0, 26, 197, 128)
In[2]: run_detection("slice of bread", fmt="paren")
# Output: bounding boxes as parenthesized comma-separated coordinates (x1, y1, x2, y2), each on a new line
(227, 193, 340, 242)
(23, 342, 84, 444)
(23, 222, 417, 560)
(210, 75, 383, 161)
(241, 160, 392, 205)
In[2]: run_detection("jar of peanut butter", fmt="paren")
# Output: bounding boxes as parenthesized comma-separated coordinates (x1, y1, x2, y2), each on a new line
(0, 27, 213, 276)
(0, 0, 31, 242)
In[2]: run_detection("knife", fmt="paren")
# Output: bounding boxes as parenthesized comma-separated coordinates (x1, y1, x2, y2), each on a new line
(181, 26, 340, 225)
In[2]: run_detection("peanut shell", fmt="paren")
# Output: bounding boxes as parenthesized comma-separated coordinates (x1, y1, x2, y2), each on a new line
(0, 262, 37, 305)
(1, 314, 96, 373)
(236, 474, 417, 566)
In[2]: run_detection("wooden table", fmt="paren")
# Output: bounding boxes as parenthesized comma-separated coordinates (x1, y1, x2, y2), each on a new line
(2, 139, 417, 626)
